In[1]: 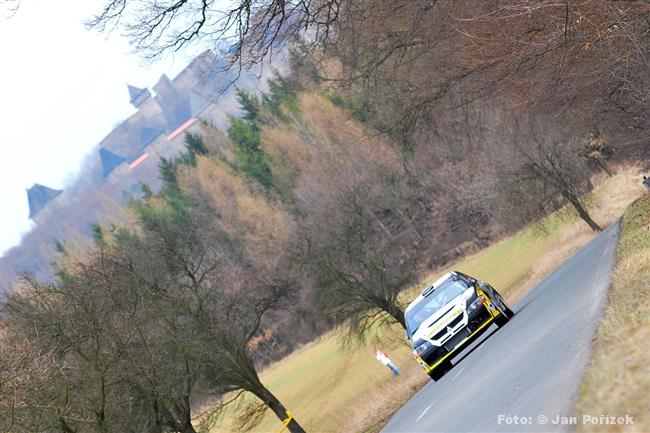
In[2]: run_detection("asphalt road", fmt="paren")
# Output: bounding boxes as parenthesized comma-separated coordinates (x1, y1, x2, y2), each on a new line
(382, 222, 620, 433)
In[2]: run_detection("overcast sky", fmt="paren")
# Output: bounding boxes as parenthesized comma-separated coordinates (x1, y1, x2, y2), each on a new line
(0, 0, 195, 255)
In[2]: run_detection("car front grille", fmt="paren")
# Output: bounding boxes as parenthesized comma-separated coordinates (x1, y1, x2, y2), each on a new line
(444, 328, 470, 351)
(432, 312, 464, 341)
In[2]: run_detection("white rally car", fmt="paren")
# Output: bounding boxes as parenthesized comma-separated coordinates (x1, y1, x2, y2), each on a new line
(405, 271, 514, 381)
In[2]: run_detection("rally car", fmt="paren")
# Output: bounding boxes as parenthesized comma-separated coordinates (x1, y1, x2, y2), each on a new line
(405, 271, 514, 381)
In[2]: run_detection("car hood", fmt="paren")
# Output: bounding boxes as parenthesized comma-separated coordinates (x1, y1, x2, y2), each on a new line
(411, 296, 466, 343)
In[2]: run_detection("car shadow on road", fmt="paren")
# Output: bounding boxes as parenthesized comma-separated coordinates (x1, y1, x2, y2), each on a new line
(438, 310, 526, 380)
(449, 327, 500, 369)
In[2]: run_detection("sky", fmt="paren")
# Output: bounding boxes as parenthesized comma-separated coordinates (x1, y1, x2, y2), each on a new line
(0, 0, 195, 255)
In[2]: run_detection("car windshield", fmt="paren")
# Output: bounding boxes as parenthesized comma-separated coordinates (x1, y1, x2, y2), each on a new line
(406, 278, 471, 337)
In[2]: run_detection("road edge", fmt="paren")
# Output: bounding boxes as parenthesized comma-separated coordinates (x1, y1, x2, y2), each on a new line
(576, 193, 650, 432)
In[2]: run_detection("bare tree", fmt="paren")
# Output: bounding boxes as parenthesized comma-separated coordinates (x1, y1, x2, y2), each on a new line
(581, 131, 613, 177)
(504, 115, 603, 232)
(120, 186, 307, 432)
(330, 0, 650, 155)
(87, 0, 345, 67)
(2, 179, 306, 433)
(299, 179, 422, 335)
(3, 267, 146, 433)
(0, 325, 60, 433)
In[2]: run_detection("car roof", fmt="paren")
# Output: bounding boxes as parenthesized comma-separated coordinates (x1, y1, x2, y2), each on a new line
(405, 271, 456, 313)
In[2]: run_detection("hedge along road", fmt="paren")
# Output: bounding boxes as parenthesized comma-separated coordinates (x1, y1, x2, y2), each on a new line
(382, 222, 621, 433)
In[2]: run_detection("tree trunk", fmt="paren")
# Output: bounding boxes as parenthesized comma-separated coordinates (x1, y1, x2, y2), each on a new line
(386, 302, 406, 330)
(97, 375, 108, 433)
(260, 388, 306, 433)
(396, 208, 423, 240)
(595, 158, 612, 177)
(163, 395, 198, 433)
(59, 417, 75, 433)
(179, 423, 198, 433)
(180, 393, 198, 433)
(561, 190, 602, 232)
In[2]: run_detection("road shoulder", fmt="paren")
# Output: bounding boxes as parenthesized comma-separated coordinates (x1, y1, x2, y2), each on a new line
(577, 193, 650, 432)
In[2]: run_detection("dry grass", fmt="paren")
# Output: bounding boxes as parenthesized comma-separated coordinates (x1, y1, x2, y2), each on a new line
(345, 367, 428, 433)
(577, 192, 650, 433)
(205, 167, 645, 433)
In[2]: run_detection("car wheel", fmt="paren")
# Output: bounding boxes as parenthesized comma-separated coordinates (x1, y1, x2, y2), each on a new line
(496, 291, 515, 318)
(492, 293, 511, 327)
(428, 360, 451, 381)
(494, 309, 509, 326)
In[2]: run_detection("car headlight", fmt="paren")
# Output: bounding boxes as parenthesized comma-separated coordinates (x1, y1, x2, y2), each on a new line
(467, 296, 486, 312)
(412, 340, 433, 357)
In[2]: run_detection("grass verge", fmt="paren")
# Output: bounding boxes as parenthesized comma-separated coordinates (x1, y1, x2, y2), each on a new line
(577, 192, 650, 432)
(207, 166, 644, 433)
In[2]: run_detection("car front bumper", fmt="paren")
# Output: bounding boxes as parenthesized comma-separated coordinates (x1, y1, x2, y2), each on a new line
(415, 304, 500, 373)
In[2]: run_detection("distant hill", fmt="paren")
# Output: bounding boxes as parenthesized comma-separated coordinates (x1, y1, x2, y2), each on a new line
(0, 51, 281, 291)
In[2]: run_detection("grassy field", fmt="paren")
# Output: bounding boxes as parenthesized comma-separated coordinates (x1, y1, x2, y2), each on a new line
(206, 166, 645, 433)
(577, 192, 650, 432)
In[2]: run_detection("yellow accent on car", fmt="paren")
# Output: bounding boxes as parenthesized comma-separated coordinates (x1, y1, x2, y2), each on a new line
(476, 286, 499, 316)
(419, 311, 500, 373)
